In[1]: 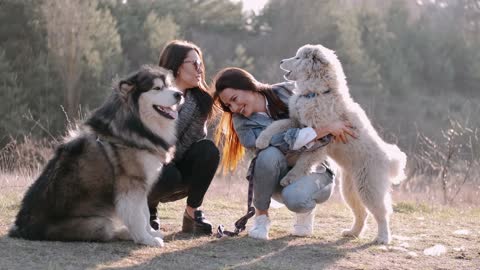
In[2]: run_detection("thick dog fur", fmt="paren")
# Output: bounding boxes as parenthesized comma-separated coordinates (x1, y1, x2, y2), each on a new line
(256, 44, 407, 244)
(9, 66, 183, 247)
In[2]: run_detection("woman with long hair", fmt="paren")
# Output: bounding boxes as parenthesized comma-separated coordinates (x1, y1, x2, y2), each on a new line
(213, 67, 355, 239)
(148, 40, 220, 235)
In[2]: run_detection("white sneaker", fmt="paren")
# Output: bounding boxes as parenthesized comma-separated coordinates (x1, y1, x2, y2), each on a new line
(292, 208, 315, 237)
(248, 215, 271, 240)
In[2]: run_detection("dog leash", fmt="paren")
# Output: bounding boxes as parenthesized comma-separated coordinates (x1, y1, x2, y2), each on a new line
(215, 155, 257, 238)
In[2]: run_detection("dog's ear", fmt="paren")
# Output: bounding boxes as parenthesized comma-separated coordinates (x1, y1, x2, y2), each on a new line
(312, 47, 327, 64)
(164, 69, 175, 87)
(118, 80, 135, 97)
(310, 53, 325, 74)
(118, 70, 140, 96)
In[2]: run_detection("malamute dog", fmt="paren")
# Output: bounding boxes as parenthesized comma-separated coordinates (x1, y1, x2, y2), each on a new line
(9, 66, 183, 247)
(256, 44, 407, 244)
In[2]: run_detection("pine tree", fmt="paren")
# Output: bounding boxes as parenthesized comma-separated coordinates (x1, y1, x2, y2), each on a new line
(144, 13, 179, 63)
(41, 0, 122, 119)
(0, 50, 28, 144)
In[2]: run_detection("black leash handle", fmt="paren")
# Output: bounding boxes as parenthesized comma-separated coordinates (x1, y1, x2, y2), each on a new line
(216, 155, 257, 238)
(216, 206, 255, 237)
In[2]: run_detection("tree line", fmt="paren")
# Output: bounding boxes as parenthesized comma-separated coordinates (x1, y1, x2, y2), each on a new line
(1, 0, 479, 151)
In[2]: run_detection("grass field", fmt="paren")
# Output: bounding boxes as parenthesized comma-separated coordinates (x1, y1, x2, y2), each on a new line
(1, 176, 479, 270)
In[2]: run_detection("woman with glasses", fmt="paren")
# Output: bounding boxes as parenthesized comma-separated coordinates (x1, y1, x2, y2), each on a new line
(148, 40, 219, 235)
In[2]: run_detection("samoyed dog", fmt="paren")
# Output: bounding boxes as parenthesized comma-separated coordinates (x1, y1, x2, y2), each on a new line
(256, 44, 407, 244)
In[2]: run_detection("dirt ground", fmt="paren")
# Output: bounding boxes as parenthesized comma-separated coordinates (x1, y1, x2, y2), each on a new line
(0, 179, 479, 270)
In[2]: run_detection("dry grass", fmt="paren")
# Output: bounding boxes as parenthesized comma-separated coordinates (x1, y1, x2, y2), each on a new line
(1, 177, 479, 270)
(1, 139, 479, 269)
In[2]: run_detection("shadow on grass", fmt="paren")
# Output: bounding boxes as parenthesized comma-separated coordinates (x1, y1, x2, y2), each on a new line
(0, 228, 374, 270)
(105, 232, 373, 270)
(0, 234, 143, 269)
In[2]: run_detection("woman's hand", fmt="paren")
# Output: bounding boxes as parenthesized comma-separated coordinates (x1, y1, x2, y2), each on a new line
(314, 121, 357, 144)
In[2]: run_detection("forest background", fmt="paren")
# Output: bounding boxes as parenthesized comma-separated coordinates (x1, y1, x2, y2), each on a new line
(1, 0, 479, 204)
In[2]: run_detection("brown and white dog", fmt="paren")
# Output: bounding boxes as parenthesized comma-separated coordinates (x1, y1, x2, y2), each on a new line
(9, 66, 183, 247)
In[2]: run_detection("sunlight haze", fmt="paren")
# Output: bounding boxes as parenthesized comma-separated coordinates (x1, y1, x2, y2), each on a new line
(238, 0, 268, 13)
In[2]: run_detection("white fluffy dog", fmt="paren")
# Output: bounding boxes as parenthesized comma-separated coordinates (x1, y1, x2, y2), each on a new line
(256, 44, 407, 244)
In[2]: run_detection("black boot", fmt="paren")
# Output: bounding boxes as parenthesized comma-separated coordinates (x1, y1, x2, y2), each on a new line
(150, 207, 160, 231)
(182, 210, 213, 235)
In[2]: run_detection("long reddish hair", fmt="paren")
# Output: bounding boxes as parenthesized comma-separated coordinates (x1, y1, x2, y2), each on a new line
(212, 68, 289, 172)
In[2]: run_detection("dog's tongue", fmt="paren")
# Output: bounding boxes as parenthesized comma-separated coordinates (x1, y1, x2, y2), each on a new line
(165, 107, 178, 119)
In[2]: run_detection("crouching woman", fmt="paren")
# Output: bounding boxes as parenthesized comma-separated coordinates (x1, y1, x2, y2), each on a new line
(213, 67, 355, 239)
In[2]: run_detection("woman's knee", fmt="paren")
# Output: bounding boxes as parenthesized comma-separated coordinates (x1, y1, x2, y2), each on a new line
(255, 147, 287, 172)
(148, 164, 186, 207)
(189, 139, 220, 164)
(282, 188, 316, 213)
(281, 173, 335, 213)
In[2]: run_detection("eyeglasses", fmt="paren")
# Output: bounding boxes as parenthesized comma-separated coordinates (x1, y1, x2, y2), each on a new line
(183, 59, 203, 71)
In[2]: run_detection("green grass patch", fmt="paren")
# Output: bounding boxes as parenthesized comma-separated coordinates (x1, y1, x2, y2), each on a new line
(393, 201, 432, 213)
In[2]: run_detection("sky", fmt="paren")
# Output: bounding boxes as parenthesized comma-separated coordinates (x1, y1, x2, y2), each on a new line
(121, 0, 269, 14)
(238, 0, 269, 13)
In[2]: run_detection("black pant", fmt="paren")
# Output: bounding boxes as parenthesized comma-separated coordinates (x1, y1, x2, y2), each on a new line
(148, 139, 220, 213)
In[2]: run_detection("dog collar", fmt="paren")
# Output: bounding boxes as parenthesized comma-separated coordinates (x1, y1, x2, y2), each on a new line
(300, 92, 318, 99)
(299, 89, 331, 99)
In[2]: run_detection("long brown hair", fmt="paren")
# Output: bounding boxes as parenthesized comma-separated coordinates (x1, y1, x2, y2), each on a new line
(159, 40, 213, 118)
(212, 67, 289, 172)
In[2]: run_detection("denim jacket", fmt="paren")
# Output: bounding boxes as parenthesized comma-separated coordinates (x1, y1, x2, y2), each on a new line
(232, 82, 332, 156)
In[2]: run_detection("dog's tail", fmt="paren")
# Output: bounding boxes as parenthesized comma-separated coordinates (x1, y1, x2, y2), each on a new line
(385, 144, 407, 185)
(9, 222, 33, 239)
(8, 221, 47, 240)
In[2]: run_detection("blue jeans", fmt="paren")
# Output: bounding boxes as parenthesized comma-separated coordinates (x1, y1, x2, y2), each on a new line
(253, 147, 335, 213)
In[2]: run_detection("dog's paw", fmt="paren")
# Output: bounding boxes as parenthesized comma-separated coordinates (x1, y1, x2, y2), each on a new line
(280, 173, 299, 187)
(255, 136, 270, 149)
(280, 176, 296, 186)
(149, 228, 164, 238)
(150, 237, 165, 247)
(279, 176, 291, 187)
(137, 236, 164, 247)
(373, 233, 391, 245)
(341, 229, 361, 238)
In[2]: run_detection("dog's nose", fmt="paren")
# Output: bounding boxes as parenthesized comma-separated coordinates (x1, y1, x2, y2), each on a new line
(174, 92, 183, 101)
(280, 60, 284, 64)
